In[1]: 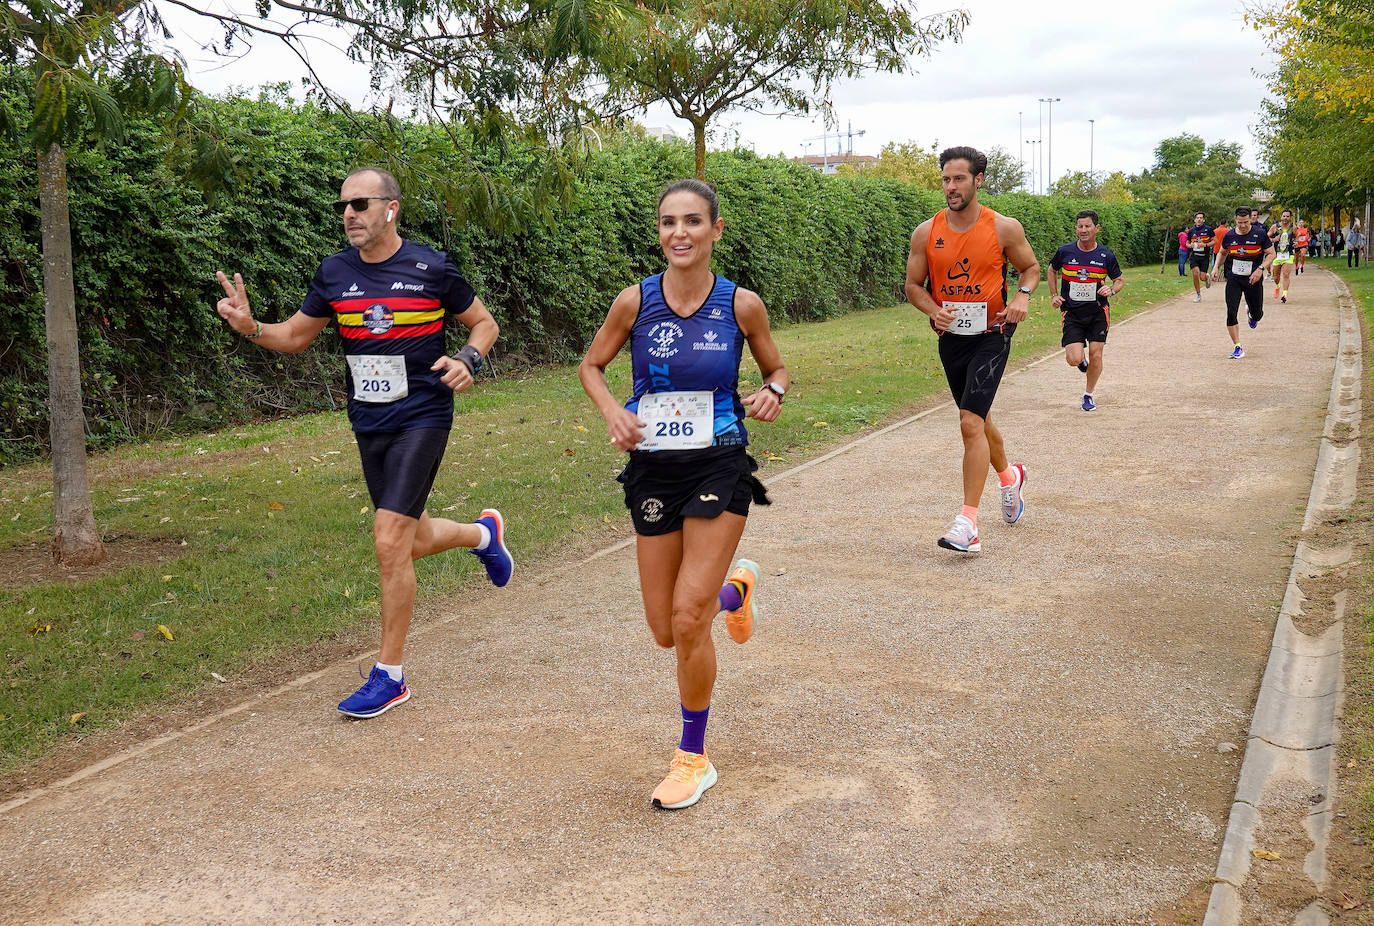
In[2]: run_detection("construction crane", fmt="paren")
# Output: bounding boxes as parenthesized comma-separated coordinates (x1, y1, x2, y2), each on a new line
(800, 122, 868, 172)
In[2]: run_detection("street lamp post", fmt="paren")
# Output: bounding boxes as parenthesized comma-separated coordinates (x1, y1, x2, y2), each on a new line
(1025, 139, 1042, 194)
(1089, 118, 1095, 176)
(1018, 110, 1023, 188)
(1040, 97, 1061, 191)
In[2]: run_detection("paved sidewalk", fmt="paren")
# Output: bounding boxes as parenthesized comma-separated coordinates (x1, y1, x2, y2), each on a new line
(0, 275, 1345, 925)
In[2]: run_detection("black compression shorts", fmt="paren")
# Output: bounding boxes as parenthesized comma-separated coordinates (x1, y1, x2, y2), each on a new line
(1224, 278, 1264, 327)
(938, 326, 1015, 420)
(355, 427, 449, 519)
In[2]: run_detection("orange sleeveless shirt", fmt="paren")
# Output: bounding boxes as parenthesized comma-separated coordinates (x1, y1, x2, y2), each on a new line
(926, 205, 1008, 332)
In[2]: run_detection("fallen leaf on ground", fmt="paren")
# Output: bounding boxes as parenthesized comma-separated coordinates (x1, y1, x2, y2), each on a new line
(1335, 891, 1363, 910)
(69, 713, 85, 724)
(574, 425, 588, 432)
(28, 622, 51, 635)
(1252, 849, 1282, 861)
(161, 575, 174, 582)
(210, 672, 228, 683)
(156, 625, 175, 641)
(268, 501, 285, 510)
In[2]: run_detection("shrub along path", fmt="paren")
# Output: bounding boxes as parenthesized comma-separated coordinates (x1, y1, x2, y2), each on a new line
(0, 274, 1349, 922)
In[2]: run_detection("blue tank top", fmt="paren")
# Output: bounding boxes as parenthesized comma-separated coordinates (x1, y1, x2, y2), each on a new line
(626, 273, 747, 447)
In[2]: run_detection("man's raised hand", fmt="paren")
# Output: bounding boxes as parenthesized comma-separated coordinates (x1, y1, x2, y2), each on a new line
(215, 271, 254, 335)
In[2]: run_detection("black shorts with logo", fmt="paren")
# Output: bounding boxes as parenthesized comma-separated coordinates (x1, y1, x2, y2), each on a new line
(355, 427, 449, 519)
(1061, 306, 1109, 345)
(617, 444, 770, 536)
(938, 325, 1015, 420)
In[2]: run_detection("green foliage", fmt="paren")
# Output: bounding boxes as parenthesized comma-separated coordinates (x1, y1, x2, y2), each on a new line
(0, 87, 1169, 463)
(981, 145, 1027, 196)
(598, 0, 969, 177)
(1130, 133, 1261, 243)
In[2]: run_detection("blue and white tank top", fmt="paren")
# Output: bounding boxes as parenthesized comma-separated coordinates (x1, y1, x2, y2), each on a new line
(626, 273, 747, 448)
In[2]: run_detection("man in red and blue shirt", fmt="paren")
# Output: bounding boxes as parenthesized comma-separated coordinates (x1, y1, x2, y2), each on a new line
(215, 167, 512, 719)
(1210, 205, 1276, 359)
(1185, 212, 1213, 302)
(1050, 210, 1124, 412)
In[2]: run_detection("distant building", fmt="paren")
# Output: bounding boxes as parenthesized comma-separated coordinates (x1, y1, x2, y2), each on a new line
(791, 154, 878, 175)
(644, 125, 684, 143)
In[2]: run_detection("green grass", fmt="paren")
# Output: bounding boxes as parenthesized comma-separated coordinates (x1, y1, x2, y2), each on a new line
(0, 265, 1192, 773)
(1321, 258, 1374, 845)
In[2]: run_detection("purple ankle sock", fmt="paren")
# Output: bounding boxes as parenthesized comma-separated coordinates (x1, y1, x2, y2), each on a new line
(679, 705, 709, 755)
(718, 583, 743, 612)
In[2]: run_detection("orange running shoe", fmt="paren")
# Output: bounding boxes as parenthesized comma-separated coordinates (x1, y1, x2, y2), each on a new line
(650, 748, 718, 809)
(723, 558, 759, 644)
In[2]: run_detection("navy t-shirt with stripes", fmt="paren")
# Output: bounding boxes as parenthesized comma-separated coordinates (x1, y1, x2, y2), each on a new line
(300, 241, 476, 433)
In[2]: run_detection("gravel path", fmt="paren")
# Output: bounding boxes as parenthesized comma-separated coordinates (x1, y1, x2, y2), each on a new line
(0, 274, 1344, 925)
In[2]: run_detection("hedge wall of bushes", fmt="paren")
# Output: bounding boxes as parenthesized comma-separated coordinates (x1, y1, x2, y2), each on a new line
(0, 91, 1167, 462)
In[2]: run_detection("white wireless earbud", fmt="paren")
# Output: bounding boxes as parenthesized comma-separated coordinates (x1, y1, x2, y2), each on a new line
(386, 209, 394, 222)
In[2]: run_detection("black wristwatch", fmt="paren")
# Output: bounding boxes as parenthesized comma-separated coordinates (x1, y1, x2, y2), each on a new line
(765, 382, 786, 401)
(455, 344, 484, 375)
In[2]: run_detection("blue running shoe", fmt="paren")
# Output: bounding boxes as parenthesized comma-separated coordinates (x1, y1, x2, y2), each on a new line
(338, 665, 410, 718)
(1248, 312, 1258, 329)
(1229, 346, 1245, 360)
(471, 508, 513, 587)
(1081, 394, 1096, 412)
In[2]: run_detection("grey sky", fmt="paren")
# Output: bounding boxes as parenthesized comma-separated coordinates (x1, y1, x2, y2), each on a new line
(161, 0, 1275, 184)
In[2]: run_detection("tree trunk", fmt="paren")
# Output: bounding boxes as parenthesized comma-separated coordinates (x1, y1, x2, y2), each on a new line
(37, 142, 105, 567)
(691, 117, 707, 181)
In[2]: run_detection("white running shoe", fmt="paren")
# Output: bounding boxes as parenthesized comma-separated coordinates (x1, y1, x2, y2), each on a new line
(937, 515, 980, 553)
(1000, 463, 1027, 524)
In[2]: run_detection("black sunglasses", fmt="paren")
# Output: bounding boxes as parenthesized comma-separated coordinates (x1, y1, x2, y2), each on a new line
(332, 196, 392, 215)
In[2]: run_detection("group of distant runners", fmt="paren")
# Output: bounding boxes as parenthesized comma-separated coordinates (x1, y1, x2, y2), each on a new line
(213, 145, 1297, 811)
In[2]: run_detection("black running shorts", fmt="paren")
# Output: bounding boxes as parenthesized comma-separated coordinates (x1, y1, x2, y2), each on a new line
(1224, 278, 1264, 327)
(1061, 307, 1109, 346)
(617, 445, 770, 536)
(938, 326, 1015, 420)
(1189, 253, 1210, 271)
(355, 427, 449, 519)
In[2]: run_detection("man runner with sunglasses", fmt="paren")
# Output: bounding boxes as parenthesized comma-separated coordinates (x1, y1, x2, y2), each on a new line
(214, 166, 513, 719)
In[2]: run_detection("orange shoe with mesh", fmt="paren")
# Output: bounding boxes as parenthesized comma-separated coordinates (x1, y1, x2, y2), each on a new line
(723, 558, 759, 644)
(650, 748, 718, 809)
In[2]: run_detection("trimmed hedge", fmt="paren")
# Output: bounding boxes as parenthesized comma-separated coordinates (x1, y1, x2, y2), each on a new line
(0, 91, 1166, 462)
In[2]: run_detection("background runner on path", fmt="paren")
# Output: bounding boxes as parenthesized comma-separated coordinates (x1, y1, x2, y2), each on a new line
(1212, 205, 1276, 359)
(1049, 209, 1124, 412)
(1186, 212, 1214, 302)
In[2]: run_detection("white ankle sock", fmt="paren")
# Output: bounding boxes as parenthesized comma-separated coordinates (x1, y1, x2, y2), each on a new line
(376, 662, 403, 682)
(474, 522, 492, 551)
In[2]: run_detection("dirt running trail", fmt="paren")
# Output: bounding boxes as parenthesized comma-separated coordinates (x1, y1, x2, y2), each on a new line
(0, 274, 1345, 925)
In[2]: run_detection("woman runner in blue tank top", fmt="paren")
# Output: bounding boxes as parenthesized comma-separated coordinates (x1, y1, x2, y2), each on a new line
(578, 179, 790, 811)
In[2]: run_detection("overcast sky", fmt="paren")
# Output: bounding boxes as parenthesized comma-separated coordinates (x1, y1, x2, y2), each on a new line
(160, 0, 1276, 185)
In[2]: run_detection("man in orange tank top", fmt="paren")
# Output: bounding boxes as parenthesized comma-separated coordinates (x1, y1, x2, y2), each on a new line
(905, 146, 1042, 554)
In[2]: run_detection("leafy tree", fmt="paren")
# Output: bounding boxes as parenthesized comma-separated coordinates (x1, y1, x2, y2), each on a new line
(1048, 169, 1134, 203)
(1130, 133, 1259, 235)
(862, 140, 940, 189)
(1248, 2, 1373, 223)
(1247, 0, 1374, 119)
(599, 0, 969, 179)
(980, 145, 1026, 195)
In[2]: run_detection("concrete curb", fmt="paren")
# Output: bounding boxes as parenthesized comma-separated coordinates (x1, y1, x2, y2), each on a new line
(1204, 276, 1360, 926)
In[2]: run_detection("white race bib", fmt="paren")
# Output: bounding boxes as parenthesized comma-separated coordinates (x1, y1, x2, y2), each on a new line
(1231, 259, 1253, 277)
(637, 391, 713, 451)
(347, 354, 409, 403)
(946, 301, 988, 336)
(1068, 280, 1099, 302)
